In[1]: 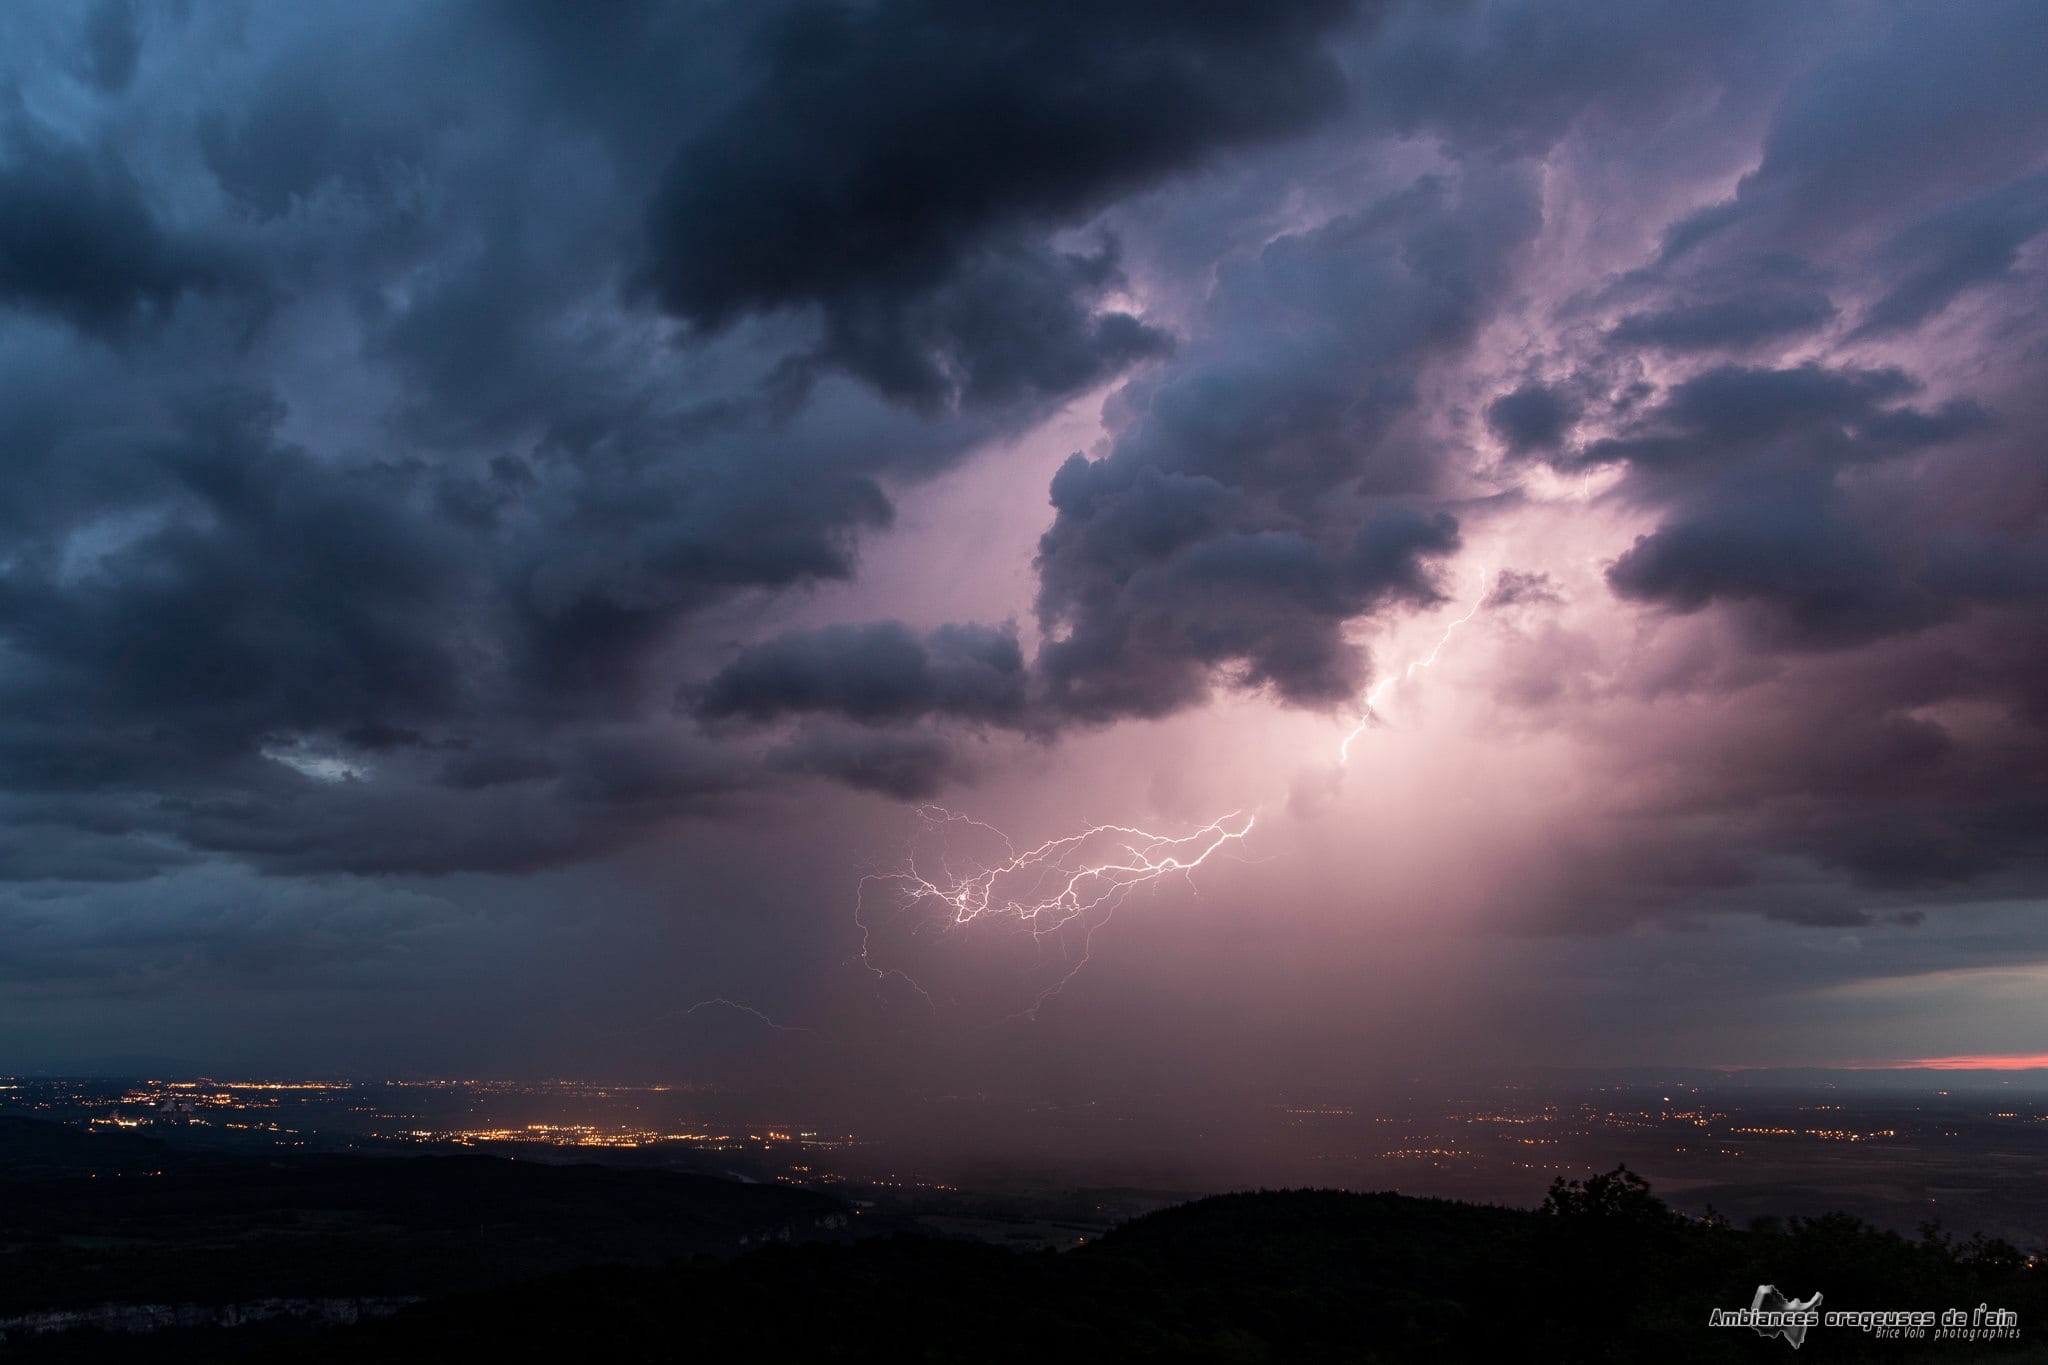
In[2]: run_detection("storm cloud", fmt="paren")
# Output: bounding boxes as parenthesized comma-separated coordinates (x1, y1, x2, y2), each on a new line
(698, 621, 1029, 729)
(0, 0, 1371, 887)
(0, 0, 2045, 1074)
(636, 0, 1356, 403)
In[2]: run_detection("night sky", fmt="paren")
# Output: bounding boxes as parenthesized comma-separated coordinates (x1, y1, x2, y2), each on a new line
(2, 1, 2046, 1102)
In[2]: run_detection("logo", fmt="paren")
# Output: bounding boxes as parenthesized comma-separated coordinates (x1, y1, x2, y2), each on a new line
(1709, 1287, 2023, 1347)
(1709, 1285, 1824, 1350)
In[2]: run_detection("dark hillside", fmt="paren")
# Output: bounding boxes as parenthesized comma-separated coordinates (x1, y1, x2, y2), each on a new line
(251, 1172, 2048, 1363)
(0, 1117, 844, 1317)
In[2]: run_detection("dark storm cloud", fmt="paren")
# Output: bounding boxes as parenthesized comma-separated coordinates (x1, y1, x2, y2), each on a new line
(0, 390, 466, 787)
(636, 0, 1357, 403)
(1032, 166, 1535, 719)
(691, 160, 1528, 735)
(1349, 0, 1807, 154)
(1854, 170, 2048, 337)
(1720, 2, 2048, 250)
(0, 868, 470, 994)
(1467, 5, 2048, 929)
(793, 237, 1173, 410)
(505, 437, 904, 703)
(61, 723, 754, 882)
(1570, 363, 1989, 475)
(0, 119, 232, 337)
(1586, 626, 2048, 921)
(0, 818, 197, 885)
(0, 0, 1374, 891)
(1558, 391, 2040, 911)
(1605, 467, 1941, 650)
(1607, 289, 1836, 353)
(697, 621, 1028, 729)
(0, 373, 758, 880)
(198, 75, 416, 220)
(1526, 358, 2004, 656)
(76, 0, 140, 93)
(0, 0, 2044, 1004)
(1594, 3, 2048, 372)
(1485, 382, 1579, 455)
(1036, 511, 1460, 718)
(769, 727, 971, 801)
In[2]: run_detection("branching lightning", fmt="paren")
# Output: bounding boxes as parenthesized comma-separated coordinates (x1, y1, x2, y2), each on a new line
(855, 807, 1255, 1017)
(695, 565, 1499, 1031)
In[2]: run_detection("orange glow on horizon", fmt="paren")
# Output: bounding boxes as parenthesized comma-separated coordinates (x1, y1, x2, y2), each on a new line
(1841, 1054, 2048, 1072)
(1711, 1054, 2048, 1072)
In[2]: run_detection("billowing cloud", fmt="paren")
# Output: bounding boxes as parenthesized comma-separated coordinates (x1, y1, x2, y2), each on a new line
(0, 0, 1371, 886)
(1854, 170, 2048, 337)
(1032, 166, 1534, 719)
(698, 621, 1028, 729)
(636, 0, 1356, 403)
(769, 726, 973, 800)
(0, 118, 234, 336)
(0, 0, 2044, 1078)
(1486, 382, 1580, 455)
(1608, 289, 1837, 354)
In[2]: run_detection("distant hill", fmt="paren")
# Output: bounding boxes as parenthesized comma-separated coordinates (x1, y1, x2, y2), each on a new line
(254, 1170, 2048, 1363)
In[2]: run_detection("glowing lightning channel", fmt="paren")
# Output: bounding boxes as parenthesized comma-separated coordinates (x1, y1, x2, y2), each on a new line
(855, 807, 1255, 1016)
(679, 997, 814, 1033)
(1337, 569, 1492, 766)
(690, 564, 1498, 1031)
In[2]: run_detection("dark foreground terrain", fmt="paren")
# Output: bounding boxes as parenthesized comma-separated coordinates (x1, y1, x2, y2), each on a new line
(5, 1115, 2045, 1362)
(0, 1115, 846, 1359)
(262, 1174, 2048, 1363)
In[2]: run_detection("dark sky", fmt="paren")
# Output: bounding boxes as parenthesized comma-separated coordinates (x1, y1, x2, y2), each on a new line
(2, 1, 2046, 1100)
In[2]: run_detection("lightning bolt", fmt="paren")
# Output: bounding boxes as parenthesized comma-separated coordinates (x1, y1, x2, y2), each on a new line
(847, 566, 1491, 1013)
(855, 807, 1254, 1017)
(679, 997, 814, 1033)
(691, 562, 1497, 1030)
(596, 995, 816, 1043)
(1337, 566, 1492, 765)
